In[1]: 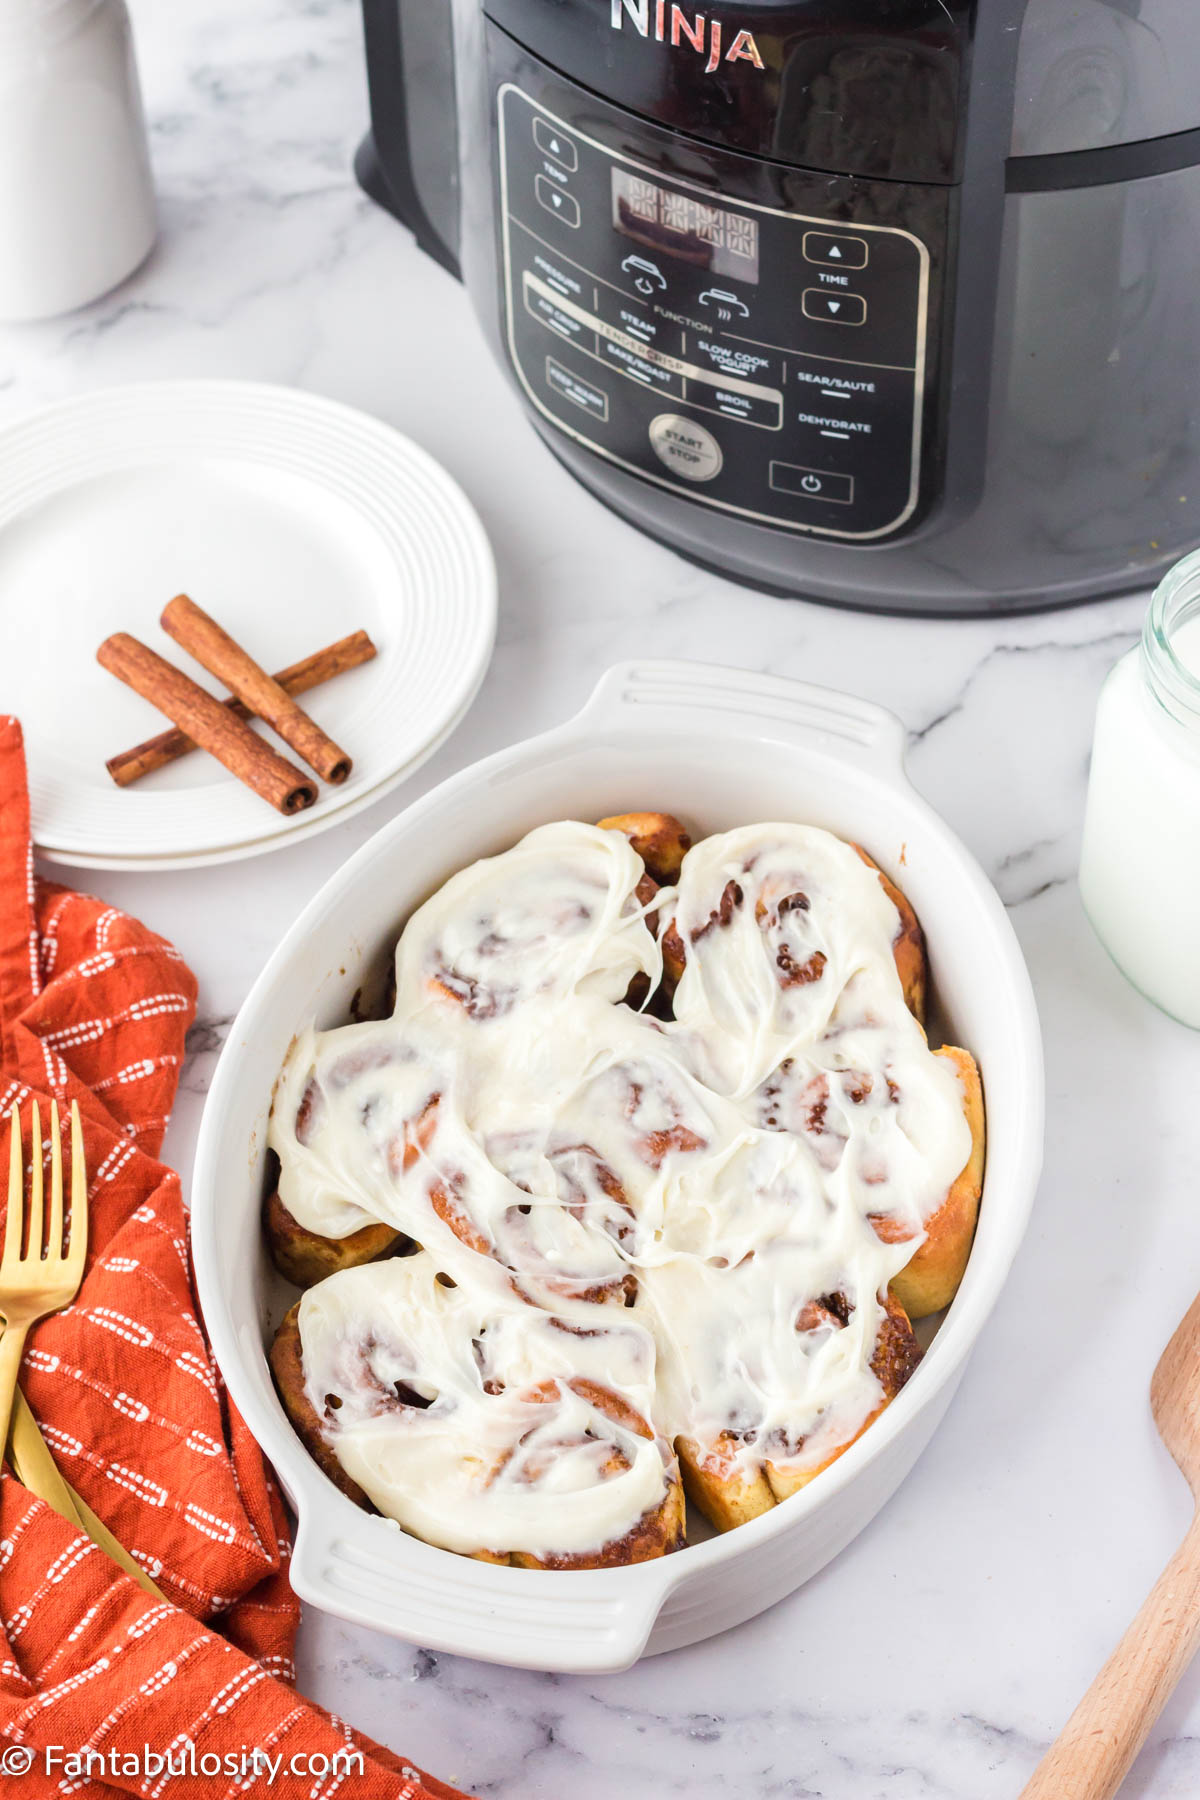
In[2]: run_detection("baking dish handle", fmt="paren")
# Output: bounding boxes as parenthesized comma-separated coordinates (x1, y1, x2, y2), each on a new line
(579, 660, 907, 775)
(289, 1514, 681, 1674)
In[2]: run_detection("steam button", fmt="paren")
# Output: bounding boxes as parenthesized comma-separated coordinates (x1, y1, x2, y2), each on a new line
(649, 414, 723, 483)
(533, 118, 578, 171)
(536, 175, 580, 228)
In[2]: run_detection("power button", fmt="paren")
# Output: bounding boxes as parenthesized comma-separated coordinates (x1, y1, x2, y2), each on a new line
(769, 463, 855, 505)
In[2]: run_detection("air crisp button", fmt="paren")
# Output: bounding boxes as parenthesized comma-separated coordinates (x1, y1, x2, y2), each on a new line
(802, 289, 867, 326)
(803, 231, 869, 270)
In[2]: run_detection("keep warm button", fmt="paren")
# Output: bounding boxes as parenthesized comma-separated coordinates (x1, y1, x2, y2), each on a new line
(770, 463, 855, 505)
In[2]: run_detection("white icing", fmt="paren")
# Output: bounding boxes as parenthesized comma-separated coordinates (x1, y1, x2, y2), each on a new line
(298, 1256, 669, 1558)
(270, 820, 974, 1560)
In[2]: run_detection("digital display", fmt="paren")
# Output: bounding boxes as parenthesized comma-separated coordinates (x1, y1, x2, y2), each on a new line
(612, 170, 759, 285)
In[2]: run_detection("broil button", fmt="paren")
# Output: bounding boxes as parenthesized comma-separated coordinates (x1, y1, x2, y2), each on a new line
(649, 414, 723, 483)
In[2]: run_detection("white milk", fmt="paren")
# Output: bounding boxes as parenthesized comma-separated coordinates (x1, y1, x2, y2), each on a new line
(1080, 564, 1200, 1028)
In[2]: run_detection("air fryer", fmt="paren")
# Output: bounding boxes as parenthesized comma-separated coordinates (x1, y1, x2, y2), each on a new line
(357, 1, 1200, 616)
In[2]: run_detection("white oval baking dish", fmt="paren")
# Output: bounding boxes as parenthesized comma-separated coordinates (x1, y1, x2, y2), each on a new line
(191, 661, 1044, 1676)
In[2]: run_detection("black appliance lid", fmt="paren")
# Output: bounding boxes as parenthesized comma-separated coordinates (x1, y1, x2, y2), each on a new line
(483, 0, 981, 183)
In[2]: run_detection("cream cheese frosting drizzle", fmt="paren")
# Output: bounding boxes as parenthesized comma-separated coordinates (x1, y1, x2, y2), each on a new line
(270, 820, 973, 1560)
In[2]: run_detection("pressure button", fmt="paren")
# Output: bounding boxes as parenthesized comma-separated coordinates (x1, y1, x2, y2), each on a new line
(649, 414, 723, 482)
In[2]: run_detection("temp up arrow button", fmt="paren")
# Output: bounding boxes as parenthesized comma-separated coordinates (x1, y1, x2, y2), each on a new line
(802, 289, 867, 326)
(533, 117, 579, 170)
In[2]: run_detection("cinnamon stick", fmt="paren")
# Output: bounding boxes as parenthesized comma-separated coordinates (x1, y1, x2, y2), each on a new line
(162, 595, 353, 784)
(96, 634, 318, 816)
(106, 629, 376, 787)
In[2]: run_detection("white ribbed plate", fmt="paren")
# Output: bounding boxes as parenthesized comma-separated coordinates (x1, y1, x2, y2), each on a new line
(2, 381, 496, 870)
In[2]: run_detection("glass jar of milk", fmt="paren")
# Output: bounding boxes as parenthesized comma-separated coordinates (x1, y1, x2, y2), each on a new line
(1080, 551, 1200, 1027)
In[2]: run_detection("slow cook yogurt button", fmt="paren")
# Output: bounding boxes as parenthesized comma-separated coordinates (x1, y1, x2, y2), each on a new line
(649, 413, 723, 482)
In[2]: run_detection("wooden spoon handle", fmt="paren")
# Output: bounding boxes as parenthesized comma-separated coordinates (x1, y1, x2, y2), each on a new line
(1021, 1515, 1200, 1800)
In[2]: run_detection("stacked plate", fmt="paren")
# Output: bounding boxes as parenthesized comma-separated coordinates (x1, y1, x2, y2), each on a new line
(1, 382, 497, 871)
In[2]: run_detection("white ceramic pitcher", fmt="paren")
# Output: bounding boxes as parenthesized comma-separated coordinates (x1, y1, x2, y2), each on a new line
(0, 0, 156, 321)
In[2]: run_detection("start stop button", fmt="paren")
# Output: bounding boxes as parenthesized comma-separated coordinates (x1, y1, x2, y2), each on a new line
(648, 413, 723, 483)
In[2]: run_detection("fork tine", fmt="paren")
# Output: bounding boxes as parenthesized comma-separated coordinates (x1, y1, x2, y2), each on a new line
(47, 1099, 63, 1264)
(67, 1101, 87, 1273)
(3, 1104, 23, 1273)
(27, 1102, 43, 1262)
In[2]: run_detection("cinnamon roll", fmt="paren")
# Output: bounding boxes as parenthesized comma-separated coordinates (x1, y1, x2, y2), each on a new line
(266, 815, 984, 1566)
(263, 1188, 405, 1290)
(273, 1255, 683, 1566)
(595, 810, 692, 884)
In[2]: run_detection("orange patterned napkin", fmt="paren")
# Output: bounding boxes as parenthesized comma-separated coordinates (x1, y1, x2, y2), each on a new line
(0, 718, 469, 1799)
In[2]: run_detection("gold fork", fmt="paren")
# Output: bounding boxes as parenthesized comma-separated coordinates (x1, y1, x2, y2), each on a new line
(0, 1100, 87, 1457)
(0, 1102, 165, 1600)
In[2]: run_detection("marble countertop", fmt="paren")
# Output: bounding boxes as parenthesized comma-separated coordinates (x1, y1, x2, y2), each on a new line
(3, 3, 1199, 1794)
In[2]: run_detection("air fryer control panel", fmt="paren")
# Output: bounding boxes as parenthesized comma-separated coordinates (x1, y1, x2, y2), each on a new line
(496, 81, 933, 542)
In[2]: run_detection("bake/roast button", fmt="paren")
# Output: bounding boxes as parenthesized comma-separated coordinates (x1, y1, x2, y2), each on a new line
(803, 231, 869, 270)
(599, 335, 682, 397)
(649, 414, 723, 482)
(801, 289, 867, 326)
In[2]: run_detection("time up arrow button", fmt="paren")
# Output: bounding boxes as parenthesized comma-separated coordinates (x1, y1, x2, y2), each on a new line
(802, 230, 869, 269)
